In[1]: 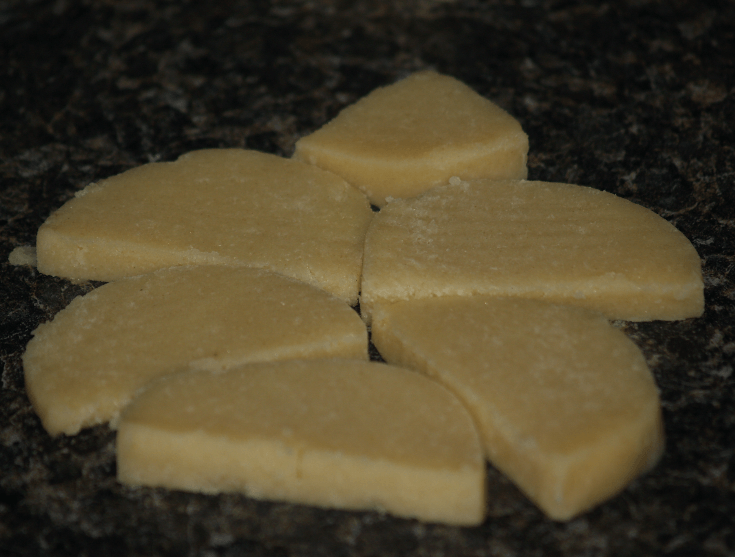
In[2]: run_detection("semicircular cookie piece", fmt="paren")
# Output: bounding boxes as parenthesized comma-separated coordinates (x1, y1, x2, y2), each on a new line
(116, 359, 486, 526)
(360, 179, 704, 323)
(293, 71, 528, 207)
(371, 296, 665, 521)
(23, 266, 368, 436)
(36, 149, 374, 305)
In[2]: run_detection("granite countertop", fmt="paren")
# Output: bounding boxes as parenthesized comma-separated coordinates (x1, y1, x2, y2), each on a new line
(1, 0, 734, 555)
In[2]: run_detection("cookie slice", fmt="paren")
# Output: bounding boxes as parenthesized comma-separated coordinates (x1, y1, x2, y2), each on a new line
(293, 71, 528, 207)
(360, 179, 703, 323)
(117, 359, 486, 526)
(371, 296, 665, 520)
(36, 149, 373, 305)
(23, 266, 368, 436)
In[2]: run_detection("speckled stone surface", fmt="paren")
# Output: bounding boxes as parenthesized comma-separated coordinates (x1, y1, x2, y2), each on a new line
(1, 0, 734, 555)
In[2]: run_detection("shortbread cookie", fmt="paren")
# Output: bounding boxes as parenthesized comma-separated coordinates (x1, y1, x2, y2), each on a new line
(23, 266, 368, 436)
(371, 296, 665, 520)
(117, 359, 486, 526)
(36, 149, 373, 305)
(360, 179, 703, 323)
(293, 71, 528, 207)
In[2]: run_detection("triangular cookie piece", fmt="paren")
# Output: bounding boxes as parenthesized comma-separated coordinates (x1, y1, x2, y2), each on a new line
(23, 266, 368, 436)
(293, 71, 528, 207)
(371, 296, 665, 520)
(36, 149, 373, 305)
(360, 179, 703, 323)
(117, 359, 486, 526)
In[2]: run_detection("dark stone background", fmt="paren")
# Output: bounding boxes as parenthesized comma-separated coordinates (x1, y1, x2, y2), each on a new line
(1, 0, 733, 555)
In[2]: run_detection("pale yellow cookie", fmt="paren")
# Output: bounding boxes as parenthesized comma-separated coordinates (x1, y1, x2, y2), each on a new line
(117, 359, 486, 526)
(23, 266, 368, 436)
(36, 149, 373, 305)
(371, 296, 665, 521)
(293, 71, 528, 207)
(360, 179, 703, 324)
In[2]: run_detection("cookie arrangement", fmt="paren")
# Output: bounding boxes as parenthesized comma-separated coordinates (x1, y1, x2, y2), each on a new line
(18, 71, 703, 524)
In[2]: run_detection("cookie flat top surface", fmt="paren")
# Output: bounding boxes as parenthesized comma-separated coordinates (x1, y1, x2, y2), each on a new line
(36, 149, 373, 304)
(120, 359, 483, 471)
(295, 71, 526, 159)
(361, 179, 703, 322)
(371, 296, 664, 519)
(372, 296, 660, 455)
(117, 358, 486, 525)
(293, 71, 528, 206)
(23, 266, 367, 436)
